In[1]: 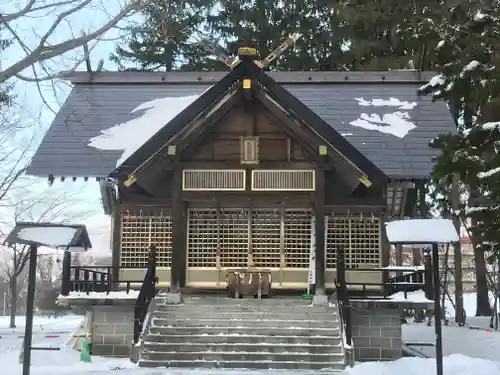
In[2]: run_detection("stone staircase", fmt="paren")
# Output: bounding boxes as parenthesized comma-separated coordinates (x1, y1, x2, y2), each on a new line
(138, 294, 346, 371)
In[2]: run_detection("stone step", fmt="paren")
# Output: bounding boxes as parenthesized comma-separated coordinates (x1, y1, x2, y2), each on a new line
(157, 295, 334, 304)
(154, 304, 336, 314)
(152, 310, 339, 320)
(149, 325, 341, 337)
(139, 359, 345, 371)
(140, 350, 345, 364)
(143, 341, 343, 354)
(145, 333, 342, 345)
(151, 318, 340, 329)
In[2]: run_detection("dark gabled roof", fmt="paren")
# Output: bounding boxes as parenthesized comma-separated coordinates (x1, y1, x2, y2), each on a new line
(26, 70, 455, 180)
(119, 59, 385, 188)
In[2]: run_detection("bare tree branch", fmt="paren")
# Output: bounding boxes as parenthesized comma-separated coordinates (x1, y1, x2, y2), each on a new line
(0, 0, 147, 83)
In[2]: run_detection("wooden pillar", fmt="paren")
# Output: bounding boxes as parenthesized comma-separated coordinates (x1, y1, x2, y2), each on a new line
(111, 205, 121, 290)
(414, 181, 427, 265)
(314, 169, 326, 292)
(60, 251, 71, 296)
(170, 168, 186, 292)
(381, 212, 391, 294)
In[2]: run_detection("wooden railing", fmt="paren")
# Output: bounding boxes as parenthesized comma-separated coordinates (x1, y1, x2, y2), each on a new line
(339, 255, 432, 299)
(335, 247, 354, 365)
(60, 265, 137, 295)
(133, 245, 158, 344)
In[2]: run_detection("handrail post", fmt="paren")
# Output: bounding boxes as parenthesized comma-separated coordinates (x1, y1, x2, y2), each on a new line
(149, 245, 157, 296)
(60, 251, 71, 296)
(424, 249, 433, 300)
(336, 246, 346, 288)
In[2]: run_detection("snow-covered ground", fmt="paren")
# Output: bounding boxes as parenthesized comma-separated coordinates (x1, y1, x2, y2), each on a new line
(402, 291, 500, 361)
(1, 306, 500, 375)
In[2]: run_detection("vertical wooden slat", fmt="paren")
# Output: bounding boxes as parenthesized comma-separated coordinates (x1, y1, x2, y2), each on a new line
(216, 205, 221, 285)
(314, 169, 326, 292)
(247, 206, 253, 267)
(279, 208, 285, 286)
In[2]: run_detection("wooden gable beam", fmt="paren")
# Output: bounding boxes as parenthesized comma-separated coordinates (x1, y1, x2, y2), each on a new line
(248, 63, 388, 186)
(255, 89, 363, 193)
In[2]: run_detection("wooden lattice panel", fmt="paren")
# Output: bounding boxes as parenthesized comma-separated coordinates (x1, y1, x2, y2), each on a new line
(326, 214, 381, 269)
(284, 209, 312, 268)
(187, 209, 217, 267)
(219, 209, 248, 268)
(251, 209, 281, 268)
(182, 169, 246, 191)
(120, 213, 172, 268)
(150, 216, 172, 267)
(251, 170, 315, 191)
(350, 213, 380, 267)
(326, 215, 349, 269)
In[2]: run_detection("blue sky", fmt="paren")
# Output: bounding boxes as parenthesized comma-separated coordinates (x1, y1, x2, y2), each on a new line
(1, 1, 141, 255)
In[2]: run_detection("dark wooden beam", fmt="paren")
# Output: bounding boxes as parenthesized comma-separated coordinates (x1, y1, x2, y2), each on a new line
(255, 90, 361, 193)
(314, 169, 326, 292)
(170, 168, 186, 291)
(176, 91, 243, 153)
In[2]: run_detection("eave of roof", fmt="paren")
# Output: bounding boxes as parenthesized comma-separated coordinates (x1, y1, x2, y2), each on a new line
(65, 70, 439, 85)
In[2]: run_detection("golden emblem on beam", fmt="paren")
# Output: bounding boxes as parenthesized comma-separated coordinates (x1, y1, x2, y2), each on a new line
(124, 174, 137, 187)
(359, 175, 372, 188)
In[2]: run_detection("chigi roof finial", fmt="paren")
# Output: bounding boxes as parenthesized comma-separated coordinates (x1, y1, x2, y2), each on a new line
(197, 34, 302, 70)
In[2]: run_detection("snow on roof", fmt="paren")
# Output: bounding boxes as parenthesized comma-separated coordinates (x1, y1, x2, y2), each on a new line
(17, 227, 78, 249)
(58, 291, 139, 300)
(349, 97, 418, 138)
(385, 218, 459, 244)
(88, 93, 207, 168)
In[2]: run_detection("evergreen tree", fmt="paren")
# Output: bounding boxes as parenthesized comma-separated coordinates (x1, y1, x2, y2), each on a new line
(110, 0, 217, 71)
(207, 0, 352, 70)
(419, 2, 500, 316)
(340, 0, 448, 70)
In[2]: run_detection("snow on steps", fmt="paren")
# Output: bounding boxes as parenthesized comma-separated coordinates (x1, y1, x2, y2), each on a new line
(138, 295, 346, 371)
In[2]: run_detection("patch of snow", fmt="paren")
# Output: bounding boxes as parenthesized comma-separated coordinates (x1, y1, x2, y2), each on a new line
(355, 97, 417, 110)
(350, 112, 416, 138)
(466, 206, 491, 214)
(359, 353, 500, 375)
(462, 60, 480, 74)
(385, 218, 459, 244)
(478, 167, 500, 179)
(378, 265, 425, 271)
(420, 74, 445, 92)
(389, 290, 433, 303)
(58, 291, 139, 300)
(341, 132, 353, 136)
(88, 92, 210, 168)
(475, 10, 487, 21)
(17, 227, 78, 249)
(350, 98, 418, 138)
(482, 121, 500, 131)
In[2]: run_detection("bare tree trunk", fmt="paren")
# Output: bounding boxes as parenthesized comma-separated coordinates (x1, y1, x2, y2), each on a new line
(451, 177, 465, 324)
(471, 213, 492, 316)
(9, 275, 17, 328)
(475, 246, 492, 316)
